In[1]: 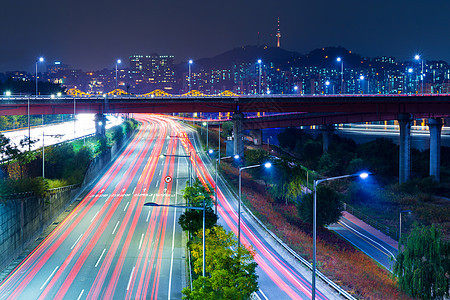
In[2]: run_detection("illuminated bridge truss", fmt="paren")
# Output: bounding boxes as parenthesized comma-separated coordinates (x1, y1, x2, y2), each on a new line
(65, 88, 238, 97)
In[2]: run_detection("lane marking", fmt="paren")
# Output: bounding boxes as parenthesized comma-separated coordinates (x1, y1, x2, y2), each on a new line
(95, 249, 106, 267)
(168, 154, 180, 299)
(124, 201, 130, 211)
(159, 169, 162, 176)
(90, 211, 99, 223)
(156, 180, 159, 186)
(259, 289, 269, 300)
(138, 233, 144, 250)
(146, 210, 151, 222)
(126, 266, 135, 291)
(112, 221, 120, 235)
(76, 289, 85, 300)
(40, 266, 59, 290)
(338, 221, 397, 260)
(71, 234, 83, 250)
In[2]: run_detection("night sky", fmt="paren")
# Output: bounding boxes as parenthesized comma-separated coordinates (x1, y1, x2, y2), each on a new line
(1, 0, 450, 72)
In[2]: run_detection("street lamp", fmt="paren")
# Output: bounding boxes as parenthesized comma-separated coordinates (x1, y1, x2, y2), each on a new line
(407, 68, 414, 94)
(115, 59, 121, 90)
(414, 54, 424, 95)
(336, 57, 344, 94)
(399, 210, 412, 244)
(162, 153, 193, 186)
(188, 59, 193, 92)
(359, 75, 365, 94)
(238, 162, 272, 249)
(257, 59, 262, 94)
(214, 154, 239, 214)
(35, 57, 44, 97)
(30, 57, 44, 151)
(294, 86, 298, 94)
(144, 202, 206, 277)
(312, 171, 370, 299)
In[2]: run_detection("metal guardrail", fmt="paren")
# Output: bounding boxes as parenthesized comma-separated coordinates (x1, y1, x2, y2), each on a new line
(228, 182, 357, 300)
(192, 135, 357, 299)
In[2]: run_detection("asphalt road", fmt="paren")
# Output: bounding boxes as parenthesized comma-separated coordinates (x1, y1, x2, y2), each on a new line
(0, 115, 188, 299)
(328, 219, 398, 272)
(0, 114, 342, 299)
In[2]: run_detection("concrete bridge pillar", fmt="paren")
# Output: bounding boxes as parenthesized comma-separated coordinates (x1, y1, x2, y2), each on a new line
(321, 124, 334, 152)
(398, 113, 412, 183)
(429, 118, 443, 182)
(95, 113, 106, 137)
(250, 129, 262, 146)
(232, 112, 245, 158)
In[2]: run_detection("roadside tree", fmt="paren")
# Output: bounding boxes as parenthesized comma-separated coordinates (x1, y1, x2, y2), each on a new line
(297, 185, 342, 227)
(394, 224, 449, 300)
(182, 226, 258, 300)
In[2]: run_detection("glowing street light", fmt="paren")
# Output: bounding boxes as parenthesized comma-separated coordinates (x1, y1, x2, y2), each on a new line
(336, 57, 344, 94)
(257, 59, 262, 94)
(312, 171, 370, 299)
(29, 57, 45, 151)
(359, 75, 365, 94)
(214, 154, 239, 214)
(238, 162, 272, 248)
(414, 54, 424, 94)
(188, 59, 193, 92)
(399, 209, 412, 244)
(115, 59, 121, 89)
(35, 57, 44, 97)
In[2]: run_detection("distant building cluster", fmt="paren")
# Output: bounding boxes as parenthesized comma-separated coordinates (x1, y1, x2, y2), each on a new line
(1, 47, 450, 95)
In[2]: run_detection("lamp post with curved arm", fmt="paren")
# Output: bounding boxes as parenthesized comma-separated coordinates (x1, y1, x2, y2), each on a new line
(312, 172, 370, 299)
(238, 162, 272, 249)
(144, 202, 206, 277)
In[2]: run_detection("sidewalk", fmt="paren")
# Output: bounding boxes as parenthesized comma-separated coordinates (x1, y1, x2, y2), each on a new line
(342, 211, 399, 250)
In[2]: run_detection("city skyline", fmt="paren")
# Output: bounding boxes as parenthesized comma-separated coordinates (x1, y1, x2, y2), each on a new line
(1, 0, 450, 73)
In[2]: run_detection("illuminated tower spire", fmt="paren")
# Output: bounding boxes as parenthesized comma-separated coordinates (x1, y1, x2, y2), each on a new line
(276, 17, 281, 48)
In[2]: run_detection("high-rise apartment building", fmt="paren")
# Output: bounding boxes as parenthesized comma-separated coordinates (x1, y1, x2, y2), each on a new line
(129, 54, 176, 91)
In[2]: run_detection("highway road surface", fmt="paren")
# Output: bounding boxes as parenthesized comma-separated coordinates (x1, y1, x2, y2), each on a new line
(0, 114, 342, 299)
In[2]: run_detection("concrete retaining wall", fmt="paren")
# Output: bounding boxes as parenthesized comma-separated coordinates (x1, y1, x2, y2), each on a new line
(0, 128, 135, 272)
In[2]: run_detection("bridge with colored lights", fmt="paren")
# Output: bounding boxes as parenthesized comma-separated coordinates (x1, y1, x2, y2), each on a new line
(0, 90, 449, 184)
(1, 90, 449, 116)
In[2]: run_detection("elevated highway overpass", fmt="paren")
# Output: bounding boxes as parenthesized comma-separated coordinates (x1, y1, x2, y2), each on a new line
(1, 93, 449, 183)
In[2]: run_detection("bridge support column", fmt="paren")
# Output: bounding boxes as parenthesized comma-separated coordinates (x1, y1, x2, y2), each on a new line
(398, 113, 412, 183)
(232, 112, 245, 158)
(250, 129, 262, 146)
(321, 124, 334, 152)
(95, 113, 106, 137)
(429, 118, 443, 182)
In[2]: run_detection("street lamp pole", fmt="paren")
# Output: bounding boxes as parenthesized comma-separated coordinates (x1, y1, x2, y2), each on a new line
(399, 210, 412, 244)
(162, 153, 192, 186)
(144, 202, 206, 277)
(312, 172, 369, 299)
(31, 57, 44, 151)
(115, 59, 121, 90)
(359, 75, 365, 94)
(188, 59, 193, 92)
(257, 59, 262, 94)
(238, 162, 271, 249)
(337, 57, 344, 94)
(415, 55, 424, 95)
(214, 155, 239, 214)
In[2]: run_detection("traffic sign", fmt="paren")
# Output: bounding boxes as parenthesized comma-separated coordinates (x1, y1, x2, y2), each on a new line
(164, 176, 172, 183)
